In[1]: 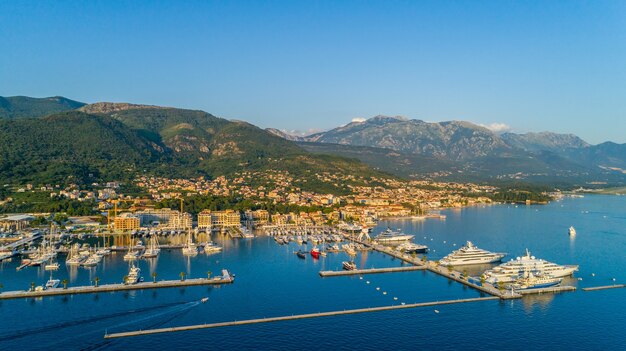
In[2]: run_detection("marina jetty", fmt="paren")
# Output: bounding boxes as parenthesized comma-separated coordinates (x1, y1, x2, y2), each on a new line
(341, 234, 577, 300)
(319, 265, 425, 277)
(105, 296, 499, 339)
(0, 274, 234, 301)
(582, 284, 626, 292)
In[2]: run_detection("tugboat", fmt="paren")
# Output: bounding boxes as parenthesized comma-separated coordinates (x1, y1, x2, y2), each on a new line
(310, 247, 321, 259)
(296, 250, 306, 259)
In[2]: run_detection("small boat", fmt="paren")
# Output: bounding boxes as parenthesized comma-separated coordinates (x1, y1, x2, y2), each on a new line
(310, 247, 321, 259)
(569, 226, 576, 236)
(342, 261, 356, 270)
(296, 250, 306, 259)
(201, 297, 209, 303)
(45, 275, 60, 289)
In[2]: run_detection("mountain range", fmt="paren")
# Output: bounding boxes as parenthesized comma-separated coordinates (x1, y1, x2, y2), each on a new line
(2, 96, 625, 188)
(268, 115, 626, 184)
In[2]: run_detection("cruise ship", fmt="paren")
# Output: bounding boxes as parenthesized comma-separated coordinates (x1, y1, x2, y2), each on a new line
(483, 249, 578, 284)
(439, 241, 505, 266)
(374, 228, 414, 243)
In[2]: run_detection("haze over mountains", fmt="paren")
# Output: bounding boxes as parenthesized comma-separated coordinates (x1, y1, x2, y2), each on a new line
(2, 96, 626, 187)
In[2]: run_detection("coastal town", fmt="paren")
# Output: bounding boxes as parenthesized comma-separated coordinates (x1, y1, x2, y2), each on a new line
(0, 170, 500, 234)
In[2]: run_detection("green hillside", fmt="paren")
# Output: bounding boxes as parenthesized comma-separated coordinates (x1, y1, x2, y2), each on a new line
(0, 96, 85, 119)
(0, 106, 390, 194)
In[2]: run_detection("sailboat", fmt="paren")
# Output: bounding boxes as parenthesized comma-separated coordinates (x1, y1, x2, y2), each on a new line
(66, 244, 84, 265)
(142, 235, 161, 258)
(182, 230, 198, 256)
(123, 236, 140, 260)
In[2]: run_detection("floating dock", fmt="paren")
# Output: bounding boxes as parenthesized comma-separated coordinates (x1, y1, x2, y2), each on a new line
(319, 265, 425, 277)
(0, 276, 234, 300)
(582, 284, 626, 291)
(104, 296, 499, 339)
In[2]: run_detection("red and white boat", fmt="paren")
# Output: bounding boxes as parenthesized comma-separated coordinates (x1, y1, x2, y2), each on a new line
(310, 247, 321, 259)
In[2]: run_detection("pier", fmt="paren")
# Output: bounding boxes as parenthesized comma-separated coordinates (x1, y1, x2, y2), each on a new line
(0, 276, 234, 300)
(104, 296, 499, 339)
(319, 265, 425, 277)
(340, 235, 580, 300)
(582, 284, 626, 292)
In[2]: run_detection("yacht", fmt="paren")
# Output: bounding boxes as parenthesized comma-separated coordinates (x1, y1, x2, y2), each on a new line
(483, 249, 578, 284)
(45, 277, 61, 289)
(507, 270, 563, 290)
(142, 236, 160, 258)
(569, 226, 576, 236)
(396, 242, 429, 253)
(65, 245, 84, 266)
(123, 250, 140, 260)
(374, 228, 414, 243)
(439, 241, 505, 266)
(342, 261, 357, 270)
(343, 243, 357, 256)
(182, 234, 198, 256)
(125, 264, 142, 284)
(44, 261, 60, 271)
(81, 253, 102, 267)
(204, 241, 222, 253)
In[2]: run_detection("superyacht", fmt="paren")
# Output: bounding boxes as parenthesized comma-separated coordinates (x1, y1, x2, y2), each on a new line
(374, 228, 414, 243)
(483, 249, 578, 284)
(439, 241, 505, 266)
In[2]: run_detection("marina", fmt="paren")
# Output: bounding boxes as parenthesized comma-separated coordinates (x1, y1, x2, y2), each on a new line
(1, 196, 625, 350)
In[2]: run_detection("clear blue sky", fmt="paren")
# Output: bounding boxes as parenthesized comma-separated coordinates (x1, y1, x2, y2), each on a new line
(1, 1, 625, 143)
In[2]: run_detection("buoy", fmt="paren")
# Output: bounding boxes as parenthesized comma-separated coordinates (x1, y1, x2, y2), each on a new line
(376, 287, 380, 291)
(401, 302, 406, 305)
(434, 309, 440, 314)
(359, 276, 363, 280)
(443, 241, 446, 244)
(383, 291, 387, 295)
(366, 281, 370, 284)
(393, 297, 398, 300)
(592, 273, 595, 277)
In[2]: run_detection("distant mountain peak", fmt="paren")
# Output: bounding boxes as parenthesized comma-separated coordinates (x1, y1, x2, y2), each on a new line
(366, 115, 408, 124)
(79, 102, 169, 114)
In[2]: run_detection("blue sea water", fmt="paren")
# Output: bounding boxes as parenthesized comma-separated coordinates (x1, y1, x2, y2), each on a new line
(1, 195, 626, 350)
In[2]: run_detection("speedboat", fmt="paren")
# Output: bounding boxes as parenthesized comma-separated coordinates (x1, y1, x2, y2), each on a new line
(439, 241, 505, 266)
(569, 226, 576, 236)
(296, 250, 306, 259)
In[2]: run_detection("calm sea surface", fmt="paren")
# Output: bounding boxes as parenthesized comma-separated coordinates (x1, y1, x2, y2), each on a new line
(1, 195, 626, 350)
